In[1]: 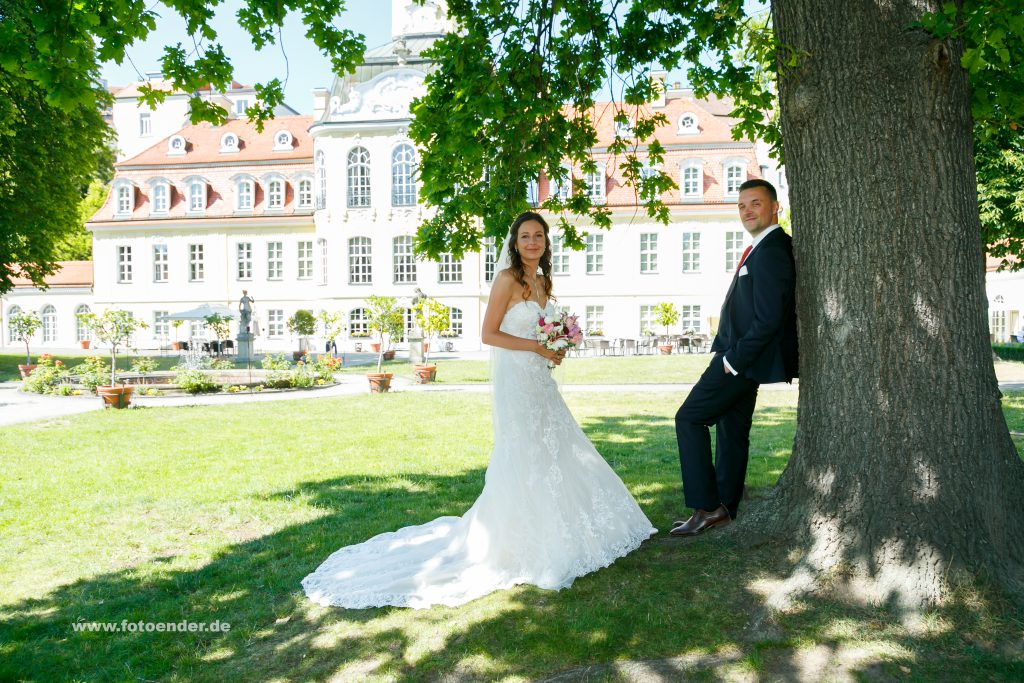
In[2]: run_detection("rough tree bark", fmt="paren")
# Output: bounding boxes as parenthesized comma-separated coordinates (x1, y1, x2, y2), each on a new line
(747, 0, 1024, 608)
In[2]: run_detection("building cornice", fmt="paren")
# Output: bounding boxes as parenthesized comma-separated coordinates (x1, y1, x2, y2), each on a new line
(87, 215, 315, 233)
(116, 157, 313, 172)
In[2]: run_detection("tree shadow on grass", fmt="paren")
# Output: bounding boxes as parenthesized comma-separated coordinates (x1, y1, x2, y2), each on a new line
(1, 407, 1022, 681)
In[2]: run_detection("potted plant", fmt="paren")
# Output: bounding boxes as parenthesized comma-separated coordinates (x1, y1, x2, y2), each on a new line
(170, 319, 184, 350)
(77, 308, 148, 408)
(286, 309, 317, 361)
(412, 296, 450, 383)
(653, 302, 679, 354)
(317, 310, 345, 358)
(9, 309, 42, 378)
(79, 337, 91, 350)
(365, 295, 403, 393)
(204, 312, 232, 356)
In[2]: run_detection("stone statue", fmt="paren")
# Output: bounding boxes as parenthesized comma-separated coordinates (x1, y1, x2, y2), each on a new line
(239, 290, 254, 332)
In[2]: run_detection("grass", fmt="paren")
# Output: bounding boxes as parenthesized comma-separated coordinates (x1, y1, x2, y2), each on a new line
(340, 353, 725, 385)
(1, 390, 1022, 680)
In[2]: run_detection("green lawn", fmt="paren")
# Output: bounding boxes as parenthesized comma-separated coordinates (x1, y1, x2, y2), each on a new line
(1, 391, 1021, 681)
(341, 353, 722, 384)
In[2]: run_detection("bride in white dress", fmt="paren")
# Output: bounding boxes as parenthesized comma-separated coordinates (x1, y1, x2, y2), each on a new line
(302, 212, 657, 609)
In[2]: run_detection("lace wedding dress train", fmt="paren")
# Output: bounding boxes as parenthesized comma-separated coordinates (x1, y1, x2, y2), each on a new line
(302, 300, 657, 609)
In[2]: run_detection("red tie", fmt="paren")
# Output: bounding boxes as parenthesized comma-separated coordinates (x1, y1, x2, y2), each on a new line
(736, 245, 752, 272)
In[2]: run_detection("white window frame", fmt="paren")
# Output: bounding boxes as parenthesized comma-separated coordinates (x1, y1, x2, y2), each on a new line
(152, 244, 168, 282)
(551, 234, 569, 275)
(550, 167, 572, 202)
(448, 307, 463, 337)
(273, 130, 293, 151)
(76, 305, 91, 342)
(348, 237, 372, 284)
(585, 305, 605, 335)
(267, 241, 284, 280)
(117, 245, 133, 283)
(297, 240, 313, 280)
(349, 308, 368, 336)
(237, 242, 253, 280)
(220, 132, 240, 153)
(438, 253, 463, 284)
(483, 236, 497, 283)
(189, 243, 205, 282)
(153, 311, 169, 342)
(167, 135, 186, 156)
(7, 305, 22, 343)
(640, 233, 658, 273)
(296, 176, 313, 209)
(315, 151, 327, 210)
(678, 112, 699, 135)
(235, 98, 249, 116)
(393, 236, 417, 284)
(679, 160, 703, 198)
(40, 305, 56, 343)
(681, 305, 703, 334)
(639, 305, 656, 336)
(139, 111, 152, 137)
(391, 143, 417, 207)
(265, 177, 285, 210)
(723, 159, 747, 198)
(267, 309, 284, 338)
(725, 231, 746, 272)
(681, 232, 701, 273)
(114, 182, 134, 216)
(318, 238, 328, 286)
(235, 177, 255, 211)
(347, 146, 372, 208)
(585, 164, 606, 205)
(585, 234, 604, 274)
(184, 177, 207, 213)
(526, 179, 540, 207)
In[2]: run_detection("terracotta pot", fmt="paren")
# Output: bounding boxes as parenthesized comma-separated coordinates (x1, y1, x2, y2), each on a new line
(423, 342, 429, 353)
(79, 340, 91, 349)
(383, 350, 396, 361)
(97, 385, 134, 409)
(367, 372, 393, 393)
(371, 343, 381, 353)
(171, 341, 182, 351)
(658, 345, 674, 355)
(18, 364, 38, 379)
(413, 364, 437, 384)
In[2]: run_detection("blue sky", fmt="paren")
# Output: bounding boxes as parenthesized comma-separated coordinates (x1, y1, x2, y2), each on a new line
(99, 1, 729, 114)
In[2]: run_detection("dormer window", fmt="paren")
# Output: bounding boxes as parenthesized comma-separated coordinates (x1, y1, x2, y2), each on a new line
(723, 159, 748, 197)
(235, 99, 249, 116)
(584, 164, 606, 205)
(220, 133, 239, 153)
(614, 118, 634, 138)
(236, 178, 254, 210)
(679, 159, 704, 198)
(114, 182, 134, 216)
(265, 176, 285, 210)
(678, 113, 699, 135)
(184, 176, 208, 213)
(149, 178, 171, 215)
(167, 135, 186, 156)
(273, 130, 293, 151)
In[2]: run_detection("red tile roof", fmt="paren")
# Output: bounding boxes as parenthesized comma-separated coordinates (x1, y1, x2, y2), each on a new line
(10, 261, 93, 288)
(118, 116, 314, 167)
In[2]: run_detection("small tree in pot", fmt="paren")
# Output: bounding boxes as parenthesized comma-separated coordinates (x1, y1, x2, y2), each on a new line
(412, 296, 450, 383)
(10, 309, 42, 377)
(286, 309, 317, 361)
(652, 302, 679, 355)
(77, 308, 148, 408)
(317, 310, 345, 358)
(365, 295, 404, 392)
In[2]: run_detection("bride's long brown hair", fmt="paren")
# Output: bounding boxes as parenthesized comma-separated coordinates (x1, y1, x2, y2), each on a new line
(506, 211, 554, 303)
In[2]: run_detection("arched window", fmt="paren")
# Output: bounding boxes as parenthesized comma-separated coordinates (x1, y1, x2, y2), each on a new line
(298, 178, 313, 209)
(349, 308, 368, 336)
(266, 178, 284, 210)
(347, 146, 371, 208)
(391, 144, 417, 207)
(220, 132, 239, 153)
(236, 178, 254, 210)
(348, 237, 372, 284)
(550, 167, 572, 202)
(185, 177, 207, 213)
(115, 183, 134, 215)
(584, 164, 606, 205)
(724, 162, 746, 197)
(41, 305, 56, 343)
(7, 305, 22, 343)
(151, 183, 169, 213)
(679, 160, 703, 198)
(75, 304, 91, 342)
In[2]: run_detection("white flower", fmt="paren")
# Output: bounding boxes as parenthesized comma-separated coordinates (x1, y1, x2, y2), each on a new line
(552, 338, 569, 350)
(544, 315, 558, 324)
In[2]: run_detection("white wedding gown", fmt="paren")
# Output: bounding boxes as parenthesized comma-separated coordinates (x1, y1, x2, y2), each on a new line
(302, 300, 657, 609)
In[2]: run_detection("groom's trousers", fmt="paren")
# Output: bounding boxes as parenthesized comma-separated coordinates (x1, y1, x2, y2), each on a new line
(675, 353, 759, 519)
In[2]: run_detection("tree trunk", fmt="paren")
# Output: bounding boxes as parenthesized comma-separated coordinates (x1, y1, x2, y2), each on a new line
(753, 0, 1024, 607)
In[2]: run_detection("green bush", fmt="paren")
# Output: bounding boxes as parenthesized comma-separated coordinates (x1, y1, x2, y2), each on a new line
(261, 353, 291, 371)
(70, 355, 111, 394)
(174, 368, 220, 394)
(211, 358, 235, 370)
(22, 363, 66, 394)
(993, 343, 1024, 362)
(264, 370, 293, 389)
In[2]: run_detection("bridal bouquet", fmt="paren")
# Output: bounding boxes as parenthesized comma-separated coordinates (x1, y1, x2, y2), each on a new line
(536, 311, 583, 368)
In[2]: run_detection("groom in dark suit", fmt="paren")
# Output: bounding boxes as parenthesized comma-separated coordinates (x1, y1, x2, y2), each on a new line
(671, 179, 798, 537)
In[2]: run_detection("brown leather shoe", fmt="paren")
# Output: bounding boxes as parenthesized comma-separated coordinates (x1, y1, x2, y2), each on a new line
(669, 505, 731, 537)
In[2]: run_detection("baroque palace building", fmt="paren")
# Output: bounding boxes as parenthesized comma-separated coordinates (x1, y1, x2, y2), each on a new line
(2, 0, 813, 355)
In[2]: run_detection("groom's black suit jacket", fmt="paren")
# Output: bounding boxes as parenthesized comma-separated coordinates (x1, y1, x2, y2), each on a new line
(712, 227, 798, 384)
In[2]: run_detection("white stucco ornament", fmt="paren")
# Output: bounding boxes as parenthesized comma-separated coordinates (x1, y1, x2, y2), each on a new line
(332, 69, 427, 121)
